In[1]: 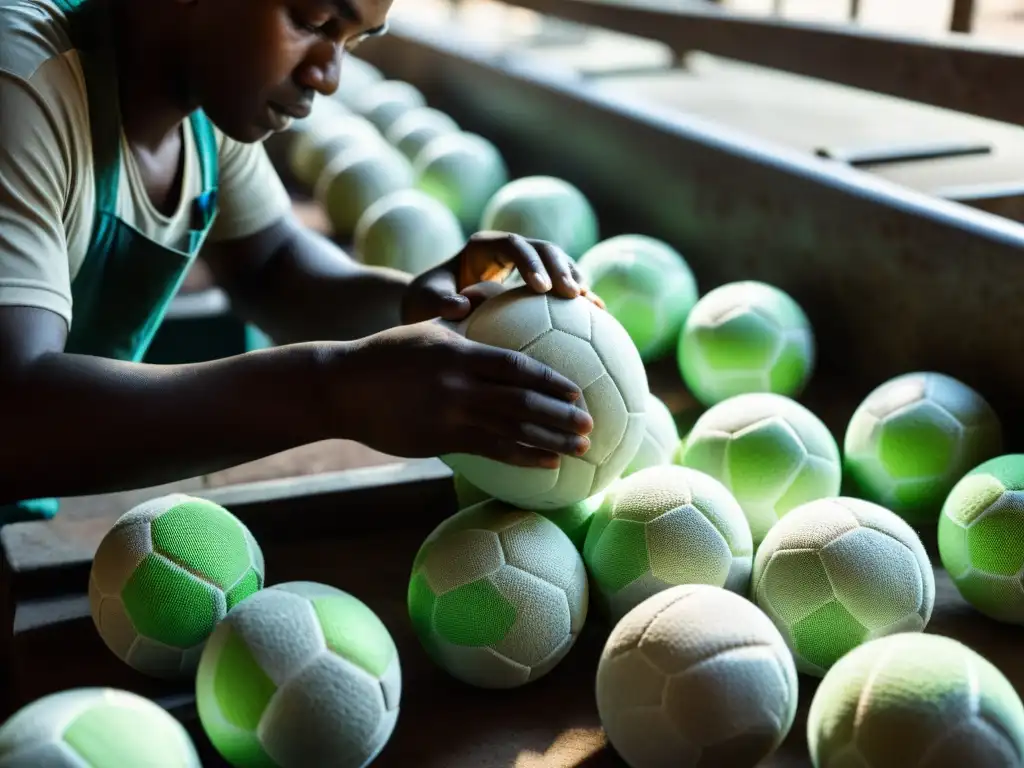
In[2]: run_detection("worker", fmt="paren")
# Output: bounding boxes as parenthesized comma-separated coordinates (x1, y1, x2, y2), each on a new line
(0, 0, 598, 521)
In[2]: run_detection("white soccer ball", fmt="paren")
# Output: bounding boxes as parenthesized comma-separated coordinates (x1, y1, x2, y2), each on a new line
(289, 114, 384, 189)
(315, 144, 414, 238)
(385, 107, 460, 161)
(844, 371, 1002, 526)
(752, 496, 935, 677)
(354, 189, 465, 275)
(597, 584, 798, 768)
(414, 132, 509, 231)
(444, 286, 649, 510)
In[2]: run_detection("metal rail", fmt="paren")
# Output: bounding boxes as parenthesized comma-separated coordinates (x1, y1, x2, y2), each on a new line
(496, 0, 1024, 126)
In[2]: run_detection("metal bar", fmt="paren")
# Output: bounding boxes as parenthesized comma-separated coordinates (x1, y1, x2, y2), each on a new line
(497, 0, 1024, 126)
(359, 22, 1024, 434)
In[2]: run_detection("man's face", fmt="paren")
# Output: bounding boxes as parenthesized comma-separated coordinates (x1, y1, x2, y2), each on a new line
(183, 0, 392, 143)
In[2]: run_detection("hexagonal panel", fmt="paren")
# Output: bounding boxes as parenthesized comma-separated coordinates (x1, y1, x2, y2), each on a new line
(820, 528, 925, 630)
(499, 515, 579, 592)
(586, 518, 650, 595)
(878, 401, 962, 480)
(420, 529, 505, 595)
(463, 289, 553, 351)
(773, 456, 842, 522)
(491, 566, 572, 667)
(311, 593, 395, 678)
(695, 310, 780, 373)
(522, 328, 607, 391)
(122, 553, 222, 648)
(967, 506, 1024, 577)
(433, 576, 517, 646)
(647, 506, 731, 587)
(727, 418, 806, 501)
(790, 600, 867, 673)
(150, 501, 251, 591)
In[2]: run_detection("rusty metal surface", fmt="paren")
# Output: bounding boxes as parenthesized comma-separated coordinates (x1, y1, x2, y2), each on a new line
(492, 0, 1024, 126)
(361, 21, 1024, 437)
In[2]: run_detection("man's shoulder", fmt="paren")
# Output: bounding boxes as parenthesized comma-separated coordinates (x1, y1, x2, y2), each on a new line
(0, 0, 74, 82)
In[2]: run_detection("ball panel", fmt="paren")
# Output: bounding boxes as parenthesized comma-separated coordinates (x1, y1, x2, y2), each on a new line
(490, 567, 573, 669)
(121, 553, 224, 649)
(259, 652, 389, 768)
(967, 498, 1024, 576)
(310, 593, 397, 678)
(90, 516, 154, 598)
(952, 571, 1024, 624)
(430, 639, 531, 689)
(878, 402, 961, 480)
(149, 499, 252, 591)
(820, 528, 926, 630)
(769, 336, 812, 395)
(433, 578, 517, 647)
(589, 305, 649, 415)
(226, 568, 263, 611)
(696, 310, 780, 373)
(646, 506, 731, 587)
(756, 549, 835, 626)
(522, 329, 607, 393)
(943, 473, 1007, 528)
(726, 418, 806, 501)
(63, 697, 197, 766)
(789, 600, 867, 676)
(498, 514, 579, 592)
(594, 646, 666, 714)
(585, 518, 650, 595)
(459, 286, 553, 353)
(92, 594, 136, 662)
(937, 514, 972, 578)
(774, 457, 845, 528)
(420, 529, 505, 595)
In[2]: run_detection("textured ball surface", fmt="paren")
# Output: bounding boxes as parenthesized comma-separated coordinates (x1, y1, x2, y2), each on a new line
(681, 393, 841, 545)
(678, 281, 814, 407)
(624, 392, 681, 477)
(196, 582, 401, 768)
(807, 633, 1024, 768)
(939, 454, 1024, 624)
(288, 112, 381, 189)
(414, 133, 508, 231)
(385, 107, 460, 161)
(88, 494, 265, 678)
(577, 235, 698, 361)
(354, 189, 464, 275)
(444, 287, 649, 509)
(597, 584, 798, 768)
(0, 688, 201, 767)
(844, 372, 1002, 526)
(452, 475, 606, 551)
(408, 500, 589, 688)
(480, 176, 599, 260)
(351, 80, 426, 132)
(584, 465, 753, 622)
(752, 497, 934, 677)
(315, 144, 414, 238)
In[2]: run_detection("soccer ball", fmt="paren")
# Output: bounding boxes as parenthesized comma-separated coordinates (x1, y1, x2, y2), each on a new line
(414, 132, 508, 231)
(288, 112, 382, 189)
(939, 454, 1024, 624)
(584, 465, 753, 622)
(808, 633, 1024, 767)
(0, 688, 201, 767)
(844, 371, 1002, 526)
(407, 500, 589, 688)
(315, 144, 414, 238)
(752, 497, 934, 677)
(623, 392, 681, 477)
(354, 189, 464, 275)
(89, 494, 265, 678)
(197, 582, 401, 768)
(480, 176, 599, 260)
(575, 235, 698, 362)
(351, 80, 426, 132)
(678, 281, 814, 407)
(596, 585, 798, 768)
(680, 392, 841, 545)
(444, 286, 649, 510)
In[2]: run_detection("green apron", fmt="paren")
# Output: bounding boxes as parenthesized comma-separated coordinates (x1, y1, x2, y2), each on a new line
(1, 0, 220, 524)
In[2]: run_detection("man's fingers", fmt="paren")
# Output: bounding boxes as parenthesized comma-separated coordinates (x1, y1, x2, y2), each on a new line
(529, 239, 581, 299)
(460, 281, 507, 311)
(462, 342, 581, 401)
(467, 231, 550, 293)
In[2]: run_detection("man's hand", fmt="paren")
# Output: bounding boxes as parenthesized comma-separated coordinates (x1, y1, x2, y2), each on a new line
(334, 321, 595, 467)
(401, 231, 604, 325)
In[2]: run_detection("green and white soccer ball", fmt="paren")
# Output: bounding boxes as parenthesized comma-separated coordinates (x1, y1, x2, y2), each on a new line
(444, 287, 649, 510)
(197, 582, 400, 768)
(752, 497, 935, 677)
(89, 494, 265, 678)
(384, 107, 460, 161)
(844, 371, 1002, 526)
(939, 454, 1024, 625)
(678, 281, 814, 407)
(681, 392, 842, 545)
(351, 80, 426, 133)
(808, 633, 1024, 768)
(576, 235, 698, 362)
(0, 688, 201, 767)
(623, 392, 681, 477)
(414, 132, 509, 231)
(597, 585, 798, 768)
(315, 144, 414, 238)
(354, 189, 464, 275)
(408, 500, 589, 688)
(584, 465, 753, 622)
(480, 176, 599, 260)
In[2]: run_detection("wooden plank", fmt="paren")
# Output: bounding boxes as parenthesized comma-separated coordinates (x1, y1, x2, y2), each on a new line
(495, 0, 1024, 126)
